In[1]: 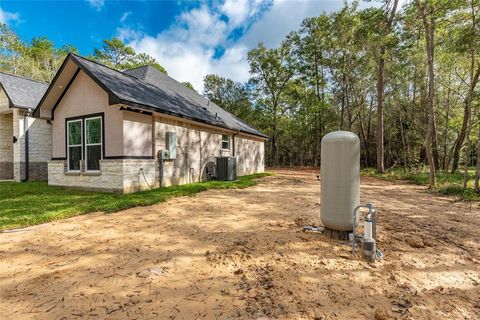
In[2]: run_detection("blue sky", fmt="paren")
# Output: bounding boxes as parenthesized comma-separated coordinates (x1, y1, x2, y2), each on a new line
(0, 0, 360, 90)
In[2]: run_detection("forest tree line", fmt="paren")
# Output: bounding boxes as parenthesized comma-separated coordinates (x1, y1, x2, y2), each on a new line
(204, 0, 480, 190)
(0, 0, 479, 190)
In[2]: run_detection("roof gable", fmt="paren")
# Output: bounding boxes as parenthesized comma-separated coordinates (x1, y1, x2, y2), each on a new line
(35, 53, 267, 138)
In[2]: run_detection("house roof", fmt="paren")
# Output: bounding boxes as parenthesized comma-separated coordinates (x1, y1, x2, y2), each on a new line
(0, 72, 48, 110)
(123, 65, 266, 139)
(35, 53, 266, 139)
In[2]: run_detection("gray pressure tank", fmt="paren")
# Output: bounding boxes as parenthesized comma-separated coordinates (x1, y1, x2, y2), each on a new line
(320, 131, 360, 232)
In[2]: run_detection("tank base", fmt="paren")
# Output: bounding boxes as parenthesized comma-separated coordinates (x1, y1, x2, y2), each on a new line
(323, 228, 351, 241)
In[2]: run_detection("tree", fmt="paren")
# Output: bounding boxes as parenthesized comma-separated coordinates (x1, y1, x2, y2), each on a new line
(450, 0, 480, 174)
(203, 74, 255, 122)
(415, 0, 438, 188)
(0, 24, 76, 82)
(93, 37, 136, 68)
(375, 0, 399, 173)
(130, 52, 167, 74)
(248, 42, 295, 166)
(182, 81, 195, 91)
(93, 37, 167, 74)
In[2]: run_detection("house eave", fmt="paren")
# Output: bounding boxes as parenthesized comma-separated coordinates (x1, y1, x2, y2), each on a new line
(118, 99, 268, 139)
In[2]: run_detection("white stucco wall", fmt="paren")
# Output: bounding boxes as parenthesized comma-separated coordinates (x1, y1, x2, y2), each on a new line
(123, 112, 153, 157)
(51, 70, 124, 158)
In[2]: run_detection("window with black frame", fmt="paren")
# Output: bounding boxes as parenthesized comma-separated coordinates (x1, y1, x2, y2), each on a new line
(67, 119, 82, 172)
(66, 115, 103, 172)
(85, 117, 102, 171)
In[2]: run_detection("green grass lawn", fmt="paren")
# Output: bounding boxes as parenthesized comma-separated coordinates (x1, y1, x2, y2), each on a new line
(362, 167, 480, 201)
(0, 173, 271, 231)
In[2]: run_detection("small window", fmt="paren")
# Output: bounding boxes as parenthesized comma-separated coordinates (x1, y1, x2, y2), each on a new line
(67, 120, 82, 172)
(85, 117, 102, 171)
(222, 134, 230, 150)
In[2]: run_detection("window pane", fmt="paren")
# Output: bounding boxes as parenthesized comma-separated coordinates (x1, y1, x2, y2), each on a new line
(222, 135, 229, 149)
(69, 146, 81, 171)
(86, 118, 101, 144)
(68, 121, 81, 145)
(87, 145, 101, 171)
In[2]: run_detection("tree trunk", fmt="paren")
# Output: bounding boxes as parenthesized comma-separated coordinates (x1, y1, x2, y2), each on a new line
(451, 1, 480, 173)
(451, 100, 471, 173)
(463, 137, 470, 190)
(417, 0, 437, 188)
(376, 0, 398, 174)
(376, 51, 386, 173)
(442, 86, 452, 170)
(475, 125, 480, 191)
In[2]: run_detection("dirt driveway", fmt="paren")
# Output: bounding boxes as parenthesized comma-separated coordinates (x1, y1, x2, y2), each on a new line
(0, 169, 479, 319)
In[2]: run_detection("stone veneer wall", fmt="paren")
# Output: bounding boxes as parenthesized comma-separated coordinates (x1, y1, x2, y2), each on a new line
(49, 160, 125, 192)
(123, 159, 159, 193)
(49, 159, 159, 193)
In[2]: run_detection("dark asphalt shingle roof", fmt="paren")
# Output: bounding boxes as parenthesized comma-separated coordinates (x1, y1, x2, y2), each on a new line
(0, 72, 48, 109)
(70, 54, 266, 138)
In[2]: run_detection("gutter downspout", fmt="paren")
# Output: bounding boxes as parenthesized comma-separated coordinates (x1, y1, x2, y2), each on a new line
(22, 108, 31, 182)
(232, 131, 240, 157)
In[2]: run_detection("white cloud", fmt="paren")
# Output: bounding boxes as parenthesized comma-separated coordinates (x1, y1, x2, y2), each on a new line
(242, 0, 345, 48)
(0, 7, 19, 24)
(121, 0, 360, 91)
(120, 11, 131, 23)
(87, 0, 105, 11)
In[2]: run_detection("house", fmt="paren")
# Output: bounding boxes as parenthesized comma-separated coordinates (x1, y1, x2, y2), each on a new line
(34, 53, 266, 193)
(0, 72, 50, 181)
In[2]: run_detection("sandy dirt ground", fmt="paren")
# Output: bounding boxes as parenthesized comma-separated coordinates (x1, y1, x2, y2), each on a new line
(0, 168, 479, 319)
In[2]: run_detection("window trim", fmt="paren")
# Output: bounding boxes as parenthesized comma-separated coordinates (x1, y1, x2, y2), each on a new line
(67, 119, 83, 172)
(221, 134, 230, 150)
(84, 116, 103, 172)
(64, 112, 105, 173)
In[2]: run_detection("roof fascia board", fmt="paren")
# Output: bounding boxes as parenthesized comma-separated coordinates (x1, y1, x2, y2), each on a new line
(34, 52, 73, 118)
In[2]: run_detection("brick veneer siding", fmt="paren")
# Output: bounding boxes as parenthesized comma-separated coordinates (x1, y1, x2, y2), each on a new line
(0, 113, 13, 180)
(12, 109, 51, 181)
(27, 115, 52, 181)
(0, 162, 13, 180)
